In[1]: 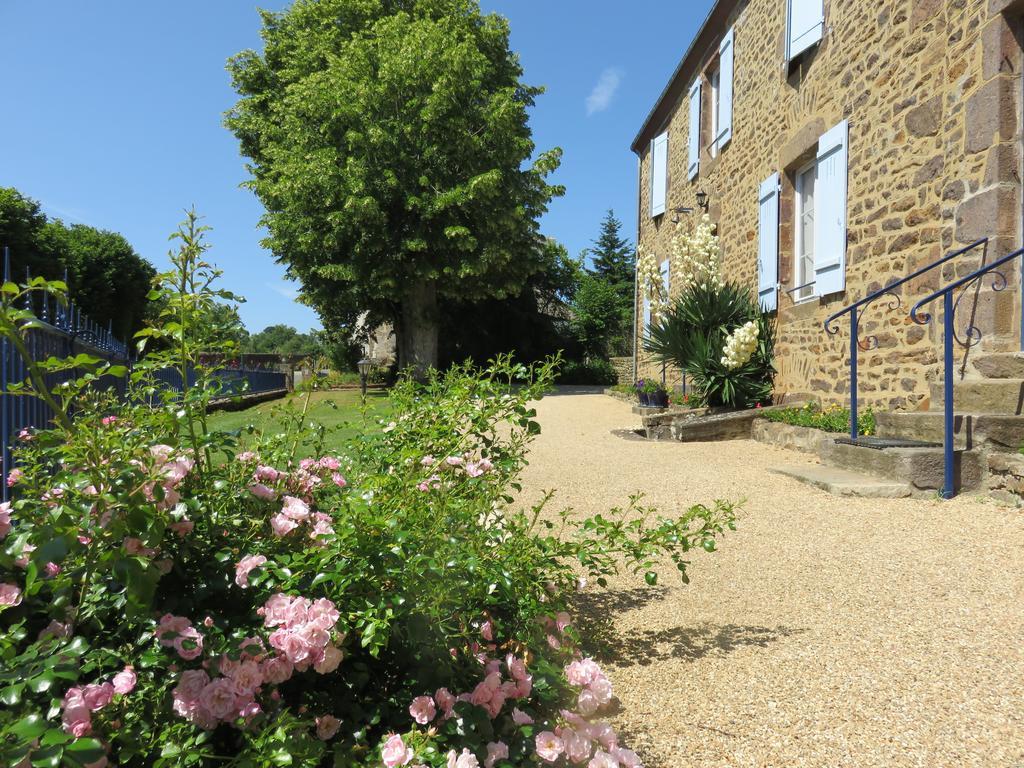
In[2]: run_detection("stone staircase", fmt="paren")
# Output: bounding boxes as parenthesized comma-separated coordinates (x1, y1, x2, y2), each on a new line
(771, 352, 1024, 500)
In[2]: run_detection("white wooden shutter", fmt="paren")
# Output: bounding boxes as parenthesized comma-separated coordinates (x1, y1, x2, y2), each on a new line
(717, 28, 734, 150)
(788, 0, 824, 61)
(649, 132, 668, 218)
(758, 173, 780, 312)
(687, 81, 701, 180)
(813, 119, 848, 297)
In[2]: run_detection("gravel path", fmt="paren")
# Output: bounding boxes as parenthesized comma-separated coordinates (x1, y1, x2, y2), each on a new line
(518, 390, 1024, 768)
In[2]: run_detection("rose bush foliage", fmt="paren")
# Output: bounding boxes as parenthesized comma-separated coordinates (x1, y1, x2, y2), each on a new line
(0, 214, 737, 767)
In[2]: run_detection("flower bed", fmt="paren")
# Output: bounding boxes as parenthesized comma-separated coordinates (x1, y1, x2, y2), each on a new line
(0, 214, 738, 768)
(759, 402, 875, 436)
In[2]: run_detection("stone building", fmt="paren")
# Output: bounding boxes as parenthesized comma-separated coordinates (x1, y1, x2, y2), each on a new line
(632, 0, 1024, 409)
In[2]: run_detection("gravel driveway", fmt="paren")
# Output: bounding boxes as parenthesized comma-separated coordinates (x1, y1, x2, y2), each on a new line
(517, 390, 1024, 768)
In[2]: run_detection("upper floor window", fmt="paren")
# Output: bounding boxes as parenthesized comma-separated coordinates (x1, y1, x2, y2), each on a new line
(787, 0, 824, 63)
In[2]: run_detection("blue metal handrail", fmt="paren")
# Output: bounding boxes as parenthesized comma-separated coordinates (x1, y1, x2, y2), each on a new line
(910, 245, 1024, 499)
(824, 238, 989, 440)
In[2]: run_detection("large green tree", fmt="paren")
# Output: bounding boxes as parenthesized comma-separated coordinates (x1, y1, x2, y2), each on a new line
(0, 187, 156, 339)
(226, 0, 563, 374)
(247, 324, 322, 357)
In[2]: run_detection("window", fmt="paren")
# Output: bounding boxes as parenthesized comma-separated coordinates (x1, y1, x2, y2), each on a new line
(709, 65, 721, 158)
(795, 162, 816, 301)
(787, 0, 824, 63)
(650, 132, 669, 217)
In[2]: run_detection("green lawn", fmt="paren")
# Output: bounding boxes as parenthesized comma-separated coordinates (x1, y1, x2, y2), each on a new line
(207, 389, 391, 454)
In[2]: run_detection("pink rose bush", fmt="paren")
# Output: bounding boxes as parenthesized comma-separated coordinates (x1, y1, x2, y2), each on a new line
(0, 237, 736, 768)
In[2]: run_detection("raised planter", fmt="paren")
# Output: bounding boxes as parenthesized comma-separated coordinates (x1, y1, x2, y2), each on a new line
(750, 420, 835, 454)
(641, 401, 813, 442)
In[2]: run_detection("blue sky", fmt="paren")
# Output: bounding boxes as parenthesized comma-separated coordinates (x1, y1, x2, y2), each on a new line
(0, 1, 713, 333)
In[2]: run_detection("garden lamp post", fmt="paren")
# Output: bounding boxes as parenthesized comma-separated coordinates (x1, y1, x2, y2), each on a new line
(357, 358, 372, 399)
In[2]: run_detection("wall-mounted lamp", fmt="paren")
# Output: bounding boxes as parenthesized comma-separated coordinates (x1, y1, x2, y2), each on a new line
(671, 206, 694, 224)
(695, 190, 710, 212)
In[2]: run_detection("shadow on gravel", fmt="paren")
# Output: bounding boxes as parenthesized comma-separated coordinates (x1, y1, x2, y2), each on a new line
(573, 588, 806, 667)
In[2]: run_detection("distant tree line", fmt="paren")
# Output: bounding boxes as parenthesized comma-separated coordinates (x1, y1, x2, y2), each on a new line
(0, 187, 156, 340)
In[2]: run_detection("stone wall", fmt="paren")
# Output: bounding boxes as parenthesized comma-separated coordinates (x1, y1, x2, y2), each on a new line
(609, 356, 634, 384)
(634, 0, 1024, 410)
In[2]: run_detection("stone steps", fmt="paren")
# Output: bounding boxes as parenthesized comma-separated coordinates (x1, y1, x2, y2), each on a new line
(875, 411, 1024, 452)
(929, 379, 1024, 415)
(967, 352, 1024, 380)
(769, 465, 912, 498)
(818, 440, 985, 492)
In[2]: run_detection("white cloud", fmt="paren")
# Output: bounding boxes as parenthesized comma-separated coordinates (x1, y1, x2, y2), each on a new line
(266, 281, 299, 301)
(586, 68, 624, 116)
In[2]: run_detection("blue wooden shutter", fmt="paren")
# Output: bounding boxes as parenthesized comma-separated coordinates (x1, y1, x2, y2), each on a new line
(788, 0, 824, 61)
(813, 119, 848, 297)
(687, 81, 701, 180)
(717, 28, 734, 150)
(643, 295, 651, 332)
(650, 132, 668, 218)
(758, 173, 780, 312)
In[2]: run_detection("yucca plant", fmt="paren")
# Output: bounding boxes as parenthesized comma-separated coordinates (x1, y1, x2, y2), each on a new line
(644, 282, 776, 408)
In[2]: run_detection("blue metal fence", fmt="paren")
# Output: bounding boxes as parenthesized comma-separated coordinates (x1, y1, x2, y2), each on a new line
(0, 247, 289, 498)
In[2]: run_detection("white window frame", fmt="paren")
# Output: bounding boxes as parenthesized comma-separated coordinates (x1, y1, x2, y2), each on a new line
(794, 160, 817, 302)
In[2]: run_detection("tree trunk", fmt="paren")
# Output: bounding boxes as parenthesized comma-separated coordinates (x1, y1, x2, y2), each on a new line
(397, 281, 439, 379)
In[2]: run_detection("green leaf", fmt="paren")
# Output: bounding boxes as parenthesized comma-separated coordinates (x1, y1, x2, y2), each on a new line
(9, 714, 47, 742)
(0, 683, 24, 705)
(644, 570, 658, 586)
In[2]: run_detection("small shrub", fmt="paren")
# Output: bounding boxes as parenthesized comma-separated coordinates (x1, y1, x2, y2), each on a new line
(762, 402, 876, 435)
(557, 358, 618, 385)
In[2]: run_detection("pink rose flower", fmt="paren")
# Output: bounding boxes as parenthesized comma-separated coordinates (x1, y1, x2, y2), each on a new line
(535, 732, 564, 763)
(61, 703, 92, 738)
(270, 514, 299, 537)
(44, 562, 60, 578)
(6, 468, 23, 487)
(318, 456, 341, 471)
(173, 627, 204, 661)
(563, 728, 593, 764)
(316, 714, 341, 740)
(409, 695, 436, 725)
(308, 598, 340, 630)
(198, 678, 238, 721)
(254, 465, 280, 482)
(269, 630, 312, 666)
(612, 747, 642, 768)
(448, 749, 480, 768)
(588, 751, 619, 768)
(260, 655, 294, 685)
(280, 495, 310, 521)
(435, 687, 456, 716)
(0, 582, 22, 607)
(381, 734, 414, 768)
(314, 644, 344, 674)
(331, 472, 347, 488)
(169, 519, 194, 537)
(577, 688, 600, 716)
(112, 666, 137, 695)
(511, 707, 534, 725)
(82, 683, 114, 712)
(234, 554, 268, 588)
(479, 620, 494, 642)
(174, 669, 210, 703)
(249, 483, 277, 501)
(236, 451, 257, 463)
(590, 676, 613, 706)
(0, 502, 11, 539)
(229, 660, 263, 695)
(485, 741, 509, 768)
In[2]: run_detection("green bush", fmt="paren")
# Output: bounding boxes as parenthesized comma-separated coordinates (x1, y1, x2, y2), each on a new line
(557, 358, 618, 385)
(762, 402, 876, 435)
(643, 282, 775, 409)
(0, 213, 738, 767)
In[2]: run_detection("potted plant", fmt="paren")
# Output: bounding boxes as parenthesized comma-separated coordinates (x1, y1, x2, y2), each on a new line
(636, 379, 669, 408)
